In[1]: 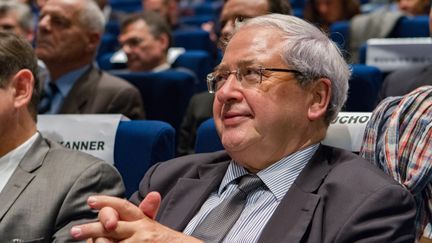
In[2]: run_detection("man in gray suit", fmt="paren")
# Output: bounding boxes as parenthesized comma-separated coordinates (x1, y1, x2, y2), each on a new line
(71, 14, 416, 242)
(36, 0, 145, 120)
(0, 32, 125, 242)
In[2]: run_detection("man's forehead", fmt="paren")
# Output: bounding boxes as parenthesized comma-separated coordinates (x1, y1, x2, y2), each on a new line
(42, 0, 81, 15)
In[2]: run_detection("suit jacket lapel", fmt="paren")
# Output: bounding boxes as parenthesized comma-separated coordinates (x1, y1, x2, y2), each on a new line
(258, 145, 333, 243)
(158, 161, 230, 231)
(0, 135, 48, 221)
(59, 65, 99, 113)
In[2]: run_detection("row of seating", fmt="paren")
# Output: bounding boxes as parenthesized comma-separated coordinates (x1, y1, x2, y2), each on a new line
(105, 64, 381, 141)
(70, 111, 369, 197)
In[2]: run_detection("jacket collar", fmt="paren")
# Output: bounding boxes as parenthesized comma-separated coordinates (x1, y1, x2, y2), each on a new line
(0, 134, 48, 220)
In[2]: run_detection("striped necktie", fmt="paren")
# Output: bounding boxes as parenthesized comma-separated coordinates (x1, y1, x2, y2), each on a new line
(191, 174, 264, 243)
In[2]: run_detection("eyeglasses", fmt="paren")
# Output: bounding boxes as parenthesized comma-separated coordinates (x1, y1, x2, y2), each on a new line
(206, 66, 302, 93)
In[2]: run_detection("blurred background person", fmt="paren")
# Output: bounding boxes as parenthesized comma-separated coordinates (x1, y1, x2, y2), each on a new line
(304, 0, 361, 32)
(397, 0, 430, 15)
(0, 1, 34, 42)
(142, 0, 183, 30)
(377, 4, 432, 101)
(0, 1, 49, 91)
(118, 12, 171, 72)
(35, 0, 145, 119)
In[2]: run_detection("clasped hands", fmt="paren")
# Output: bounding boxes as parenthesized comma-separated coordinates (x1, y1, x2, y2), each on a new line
(70, 192, 203, 243)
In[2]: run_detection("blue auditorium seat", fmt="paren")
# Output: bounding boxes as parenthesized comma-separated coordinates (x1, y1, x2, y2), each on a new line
(192, 1, 223, 16)
(330, 21, 350, 54)
(345, 64, 383, 112)
(110, 0, 142, 13)
(115, 120, 175, 197)
(389, 15, 429, 38)
(172, 50, 215, 91)
(110, 70, 196, 132)
(180, 14, 216, 27)
(172, 29, 216, 54)
(195, 118, 223, 153)
(98, 33, 119, 60)
(290, 0, 305, 9)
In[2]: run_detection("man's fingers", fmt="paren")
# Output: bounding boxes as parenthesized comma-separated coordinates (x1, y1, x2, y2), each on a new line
(94, 237, 115, 243)
(71, 221, 138, 241)
(139, 191, 162, 219)
(71, 222, 110, 240)
(98, 207, 120, 232)
(87, 195, 144, 221)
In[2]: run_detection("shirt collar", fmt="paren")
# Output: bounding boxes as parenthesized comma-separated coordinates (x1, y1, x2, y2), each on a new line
(219, 144, 320, 201)
(152, 63, 171, 72)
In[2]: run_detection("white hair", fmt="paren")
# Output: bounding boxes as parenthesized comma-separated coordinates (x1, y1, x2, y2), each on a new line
(236, 14, 350, 123)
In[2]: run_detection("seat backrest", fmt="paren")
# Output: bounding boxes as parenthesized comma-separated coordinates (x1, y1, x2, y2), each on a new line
(172, 50, 215, 92)
(195, 118, 223, 153)
(172, 29, 216, 54)
(110, 0, 142, 13)
(345, 64, 383, 112)
(195, 112, 372, 154)
(389, 15, 430, 38)
(115, 120, 175, 197)
(330, 21, 350, 54)
(111, 70, 196, 132)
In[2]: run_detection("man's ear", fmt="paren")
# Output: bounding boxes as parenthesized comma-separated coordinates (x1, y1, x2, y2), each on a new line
(307, 78, 331, 121)
(86, 32, 101, 52)
(11, 69, 34, 109)
(158, 33, 170, 52)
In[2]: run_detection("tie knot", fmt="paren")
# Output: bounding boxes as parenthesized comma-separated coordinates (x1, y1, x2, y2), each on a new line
(237, 174, 264, 194)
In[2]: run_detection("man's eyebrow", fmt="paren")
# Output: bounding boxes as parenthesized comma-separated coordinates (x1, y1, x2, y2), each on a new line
(213, 59, 258, 71)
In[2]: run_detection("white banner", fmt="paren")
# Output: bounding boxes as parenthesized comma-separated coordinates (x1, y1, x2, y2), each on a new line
(322, 112, 372, 152)
(366, 37, 432, 72)
(37, 114, 127, 164)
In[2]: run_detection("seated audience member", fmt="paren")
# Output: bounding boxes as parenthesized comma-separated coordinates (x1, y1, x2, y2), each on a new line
(119, 12, 172, 72)
(378, 5, 432, 101)
(304, 0, 360, 32)
(0, 32, 125, 242)
(349, 0, 430, 62)
(360, 86, 432, 242)
(0, 1, 34, 42)
(71, 14, 416, 243)
(0, 1, 49, 85)
(397, 0, 430, 16)
(177, 0, 293, 155)
(142, 0, 183, 30)
(36, 0, 145, 119)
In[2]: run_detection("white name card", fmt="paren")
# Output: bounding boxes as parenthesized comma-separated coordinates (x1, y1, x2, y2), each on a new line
(322, 112, 371, 152)
(366, 37, 432, 72)
(37, 114, 127, 164)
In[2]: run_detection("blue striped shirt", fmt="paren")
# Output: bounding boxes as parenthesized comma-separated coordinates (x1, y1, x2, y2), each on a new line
(183, 144, 319, 242)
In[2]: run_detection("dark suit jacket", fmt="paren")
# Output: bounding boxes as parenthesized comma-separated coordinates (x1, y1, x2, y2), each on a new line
(0, 134, 125, 242)
(177, 91, 214, 155)
(59, 65, 145, 120)
(131, 145, 416, 243)
(379, 64, 432, 102)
